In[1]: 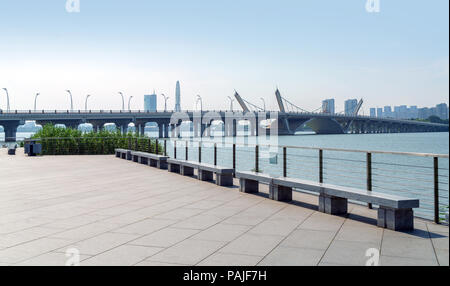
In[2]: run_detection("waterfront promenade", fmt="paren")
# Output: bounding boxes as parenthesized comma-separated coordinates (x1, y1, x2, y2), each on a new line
(0, 149, 448, 266)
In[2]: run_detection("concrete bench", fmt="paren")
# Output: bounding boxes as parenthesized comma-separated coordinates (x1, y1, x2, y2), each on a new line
(115, 149, 131, 160)
(271, 177, 419, 231)
(167, 159, 234, 186)
(130, 151, 169, 169)
(235, 171, 274, 194)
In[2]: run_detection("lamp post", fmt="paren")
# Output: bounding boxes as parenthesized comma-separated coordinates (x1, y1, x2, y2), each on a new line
(260, 97, 266, 111)
(85, 94, 91, 111)
(196, 95, 203, 112)
(118, 92, 125, 110)
(2, 88, 10, 112)
(65, 90, 73, 111)
(34, 93, 40, 111)
(128, 96, 134, 111)
(162, 94, 169, 112)
(227, 96, 235, 111)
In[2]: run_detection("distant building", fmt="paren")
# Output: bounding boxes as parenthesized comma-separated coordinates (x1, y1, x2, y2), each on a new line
(384, 106, 393, 118)
(376, 108, 383, 118)
(370, 108, 376, 118)
(409, 106, 418, 119)
(322, 99, 335, 114)
(344, 99, 358, 115)
(144, 93, 157, 112)
(175, 81, 181, 112)
(436, 103, 448, 120)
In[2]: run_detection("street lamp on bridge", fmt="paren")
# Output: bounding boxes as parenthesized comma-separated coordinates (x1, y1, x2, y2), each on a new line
(161, 94, 169, 112)
(65, 90, 73, 111)
(85, 94, 91, 111)
(196, 95, 203, 112)
(227, 96, 235, 111)
(2, 88, 10, 112)
(118, 92, 125, 111)
(34, 93, 40, 111)
(128, 96, 134, 111)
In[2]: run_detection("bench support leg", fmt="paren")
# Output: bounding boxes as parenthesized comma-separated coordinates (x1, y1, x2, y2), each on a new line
(217, 174, 233, 186)
(181, 166, 194, 176)
(270, 185, 292, 202)
(168, 163, 180, 174)
(239, 178, 259, 193)
(378, 207, 414, 231)
(199, 170, 213, 181)
(319, 194, 347, 215)
(149, 159, 156, 167)
(157, 160, 168, 170)
(133, 155, 139, 163)
(115, 152, 120, 158)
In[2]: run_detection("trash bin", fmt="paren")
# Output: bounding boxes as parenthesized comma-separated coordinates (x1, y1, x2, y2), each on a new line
(24, 139, 42, 156)
(8, 145, 17, 155)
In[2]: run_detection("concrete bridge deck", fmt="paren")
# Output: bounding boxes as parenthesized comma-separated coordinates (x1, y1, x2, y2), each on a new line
(0, 149, 448, 266)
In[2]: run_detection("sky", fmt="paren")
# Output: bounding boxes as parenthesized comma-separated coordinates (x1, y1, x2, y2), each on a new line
(0, 0, 448, 113)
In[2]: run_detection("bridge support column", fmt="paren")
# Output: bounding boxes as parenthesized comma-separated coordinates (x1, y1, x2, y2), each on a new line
(2, 121, 22, 142)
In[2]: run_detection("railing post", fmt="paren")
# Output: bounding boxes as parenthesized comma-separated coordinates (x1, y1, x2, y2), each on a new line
(164, 139, 167, 156)
(155, 139, 159, 154)
(198, 142, 202, 163)
(434, 157, 440, 224)
(186, 140, 188, 161)
(174, 140, 177, 159)
(233, 143, 236, 177)
(134, 137, 138, 151)
(283, 147, 287, 177)
(148, 138, 151, 153)
(319, 149, 323, 183)
(255, 145, 259, 173)
(367, 152, 373, 209)
(214, 143, 217, 166)
(128, 137, 131, 150)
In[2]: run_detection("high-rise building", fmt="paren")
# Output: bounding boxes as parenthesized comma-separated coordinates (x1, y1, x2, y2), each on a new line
(144, 92, 157, 112)
(370, 108, 376, 117)
(344, 99, 358, 115)
(377, 108, 383, 118)
(322, 99, 335, 114)
(436, 103, 448, 120)
(175, 81, 181, 112)
(384, 106, 393, 118)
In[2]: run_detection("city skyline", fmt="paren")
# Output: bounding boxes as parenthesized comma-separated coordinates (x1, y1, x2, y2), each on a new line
(0, 0, 448, 112)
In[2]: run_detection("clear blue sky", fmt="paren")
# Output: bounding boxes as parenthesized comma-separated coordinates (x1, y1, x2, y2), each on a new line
(0, 0, 448, 112)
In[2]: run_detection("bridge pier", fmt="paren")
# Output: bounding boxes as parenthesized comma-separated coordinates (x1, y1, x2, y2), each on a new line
(1, 121, 23, 142)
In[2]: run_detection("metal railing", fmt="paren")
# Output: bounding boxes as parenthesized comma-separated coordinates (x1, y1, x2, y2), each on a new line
(161, 139, 449, 224)
(14, 136, 450, 224)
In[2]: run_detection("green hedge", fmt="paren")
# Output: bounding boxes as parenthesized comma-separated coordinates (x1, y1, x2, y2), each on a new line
(32, 124, 163, 156)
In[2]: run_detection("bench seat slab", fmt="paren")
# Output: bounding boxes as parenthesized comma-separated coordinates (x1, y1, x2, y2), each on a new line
(319, 194, 348, 215)
(378, 207, 414, 231)
(270, 185, 292, 202)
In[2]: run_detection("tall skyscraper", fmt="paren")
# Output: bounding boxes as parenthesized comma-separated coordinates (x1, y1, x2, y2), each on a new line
(144, 92, 157, 112)
(344, 99, 358, 115)
(436, 103, 448, 120)
(175, 81, 181, 112)
(322, 99, 335, 114)
(384, 106, 392, 118)
(370, 108, 376, 117)
(377, 108, 383, 118)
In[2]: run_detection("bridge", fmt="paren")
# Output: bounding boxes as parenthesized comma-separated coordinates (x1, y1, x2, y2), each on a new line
(0, 90, 448, 141)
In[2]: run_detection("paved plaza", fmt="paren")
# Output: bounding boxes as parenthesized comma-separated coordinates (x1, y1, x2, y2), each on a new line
(0, 148, 448, 266)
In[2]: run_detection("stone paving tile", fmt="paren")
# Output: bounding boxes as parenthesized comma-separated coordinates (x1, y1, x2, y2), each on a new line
(82, 245, 164, 266)
(198, 253, 262, 266)
(258, 246, 325, 266)
(280, 229, 336, 250)
(146, 239, 226, 265)
(219, 233, 285, 257)
(129, 227, 200, 248)
(191, 224, 251, 242)
(0, 151, 447, 266)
